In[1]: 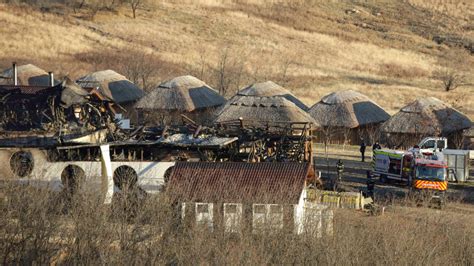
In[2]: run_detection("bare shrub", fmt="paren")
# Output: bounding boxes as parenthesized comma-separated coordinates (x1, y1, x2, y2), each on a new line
(213, 46, 247, 96)
(434, 68, 466, 92)
(433, 48, 471, 92)
(0, 181, 473, 264)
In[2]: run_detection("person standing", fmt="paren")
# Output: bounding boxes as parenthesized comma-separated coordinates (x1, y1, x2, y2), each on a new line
(372, 141, 381, 151)
(360, 138, 366, 162)
(336, 159, 344, 181)
(366, 170, 375, 200)
(332, 160, 344, 191)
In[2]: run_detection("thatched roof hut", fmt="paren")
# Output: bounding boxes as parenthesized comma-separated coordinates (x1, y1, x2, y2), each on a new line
(77, 70, 144, 104)
(381, 97, 472, 136)
(0, 64, 54, 86)
(239, 81, 309, 111)
(309, 90, 390, 128)
(214, 83, 317, 126)
(134, 75, 225, 126)
(135, 75, 225, 112)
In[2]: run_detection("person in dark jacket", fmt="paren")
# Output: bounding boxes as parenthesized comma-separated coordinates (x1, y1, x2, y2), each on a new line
(360, 138, 366, 162)
(372, 141, 381, 151)
(336, 159, 344, 181)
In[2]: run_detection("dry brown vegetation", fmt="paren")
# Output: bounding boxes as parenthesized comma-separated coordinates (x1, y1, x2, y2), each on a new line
(0, 0, 473, 118)
(1, 182, 473, 264)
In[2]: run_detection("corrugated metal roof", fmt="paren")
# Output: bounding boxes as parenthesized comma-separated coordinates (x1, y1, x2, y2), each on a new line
(167, 162, 310, 204)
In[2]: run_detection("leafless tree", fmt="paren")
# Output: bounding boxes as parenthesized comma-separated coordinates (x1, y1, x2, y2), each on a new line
(365, 124, 381, 146)
(213, 46, 246, 96)
(118, 48, 161, 92)
(434, 48, 471, 92)
(127, 0, 142, 18)
(435, 69, 467, 92)
(341, 127, 351, 151)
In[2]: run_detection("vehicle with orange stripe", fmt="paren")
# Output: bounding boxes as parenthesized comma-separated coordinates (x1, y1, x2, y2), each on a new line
(372, 149, 448, 193)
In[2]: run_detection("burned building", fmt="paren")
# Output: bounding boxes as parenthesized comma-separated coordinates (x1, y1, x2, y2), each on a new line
(77, 70, 145, 127)
(0, 77, 116, 147)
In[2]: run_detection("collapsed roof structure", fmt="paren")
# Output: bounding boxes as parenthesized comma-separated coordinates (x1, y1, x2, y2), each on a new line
(0, 77, 116, 147)
(135, 75, 226, 126)
(77, 70, 144, 124)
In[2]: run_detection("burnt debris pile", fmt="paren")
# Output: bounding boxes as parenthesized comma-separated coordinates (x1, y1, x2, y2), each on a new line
(0, 77, 117, 146)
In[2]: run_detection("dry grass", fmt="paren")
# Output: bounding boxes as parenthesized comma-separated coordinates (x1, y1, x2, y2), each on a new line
(0, 1, 473, 118)
(1, 182, 473, 264)
(408, 0, 474, 21)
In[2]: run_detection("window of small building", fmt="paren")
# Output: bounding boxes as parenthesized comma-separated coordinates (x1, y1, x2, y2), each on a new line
(195, 203, 214, 230)
(252, 204, 267, 233)
(269, 204, 283, 214)
(224, 203, 242, 233)
(253, 204, 266, 214)
(196, 203, 209, 213)
(267, 204, 284, 230)
(224, 203, 238, 214)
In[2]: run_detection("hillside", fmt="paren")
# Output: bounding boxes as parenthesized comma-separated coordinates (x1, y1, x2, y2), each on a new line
(0, 0, 473, 118)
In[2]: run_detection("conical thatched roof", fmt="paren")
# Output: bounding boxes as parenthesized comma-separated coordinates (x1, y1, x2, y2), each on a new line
(135, 75, 225, 112)
(239, 81, 309, 111)
(77, 70, 144, 104)
(214, 87, 317, 126)
(308, 90, 390, 128)
(0, 64, 55, 86)
(381, 97, 472, 135)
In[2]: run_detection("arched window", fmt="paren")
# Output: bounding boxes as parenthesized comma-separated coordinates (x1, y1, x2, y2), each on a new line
(10, 151, 34, 177)
(61, 165, 85, 193)
(113, 165, 138, 191)
(163, 166, 175, 184)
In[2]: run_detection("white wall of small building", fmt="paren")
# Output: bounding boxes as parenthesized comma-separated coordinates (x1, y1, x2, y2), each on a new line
(0, 147, 175, 197)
